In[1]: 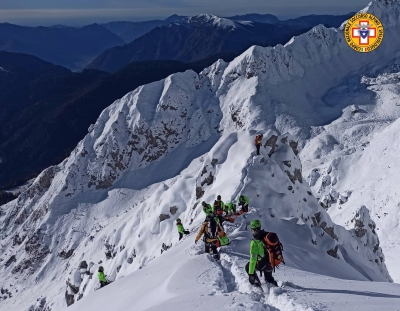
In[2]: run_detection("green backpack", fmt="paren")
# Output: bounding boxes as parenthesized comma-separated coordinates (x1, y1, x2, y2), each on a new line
(218, 235, 230, 246)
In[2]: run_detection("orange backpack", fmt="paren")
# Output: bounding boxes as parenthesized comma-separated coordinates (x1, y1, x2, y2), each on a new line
(263, 232, 284, 270)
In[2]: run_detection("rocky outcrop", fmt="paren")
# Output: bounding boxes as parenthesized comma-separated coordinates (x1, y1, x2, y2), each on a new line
(351, 206, 385, 265)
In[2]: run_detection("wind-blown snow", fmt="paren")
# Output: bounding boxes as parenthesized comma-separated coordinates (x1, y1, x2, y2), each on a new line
(2, 0, 400, 310)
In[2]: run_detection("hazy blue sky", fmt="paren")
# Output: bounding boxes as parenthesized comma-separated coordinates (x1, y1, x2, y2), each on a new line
(0, 0, 367, 26)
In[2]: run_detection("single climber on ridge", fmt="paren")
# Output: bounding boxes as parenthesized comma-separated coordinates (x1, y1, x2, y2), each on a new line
(238, 194, 249, 214)
(255, 134, 263, 155)
(98, 266, 110, 288)
(176, 218, 190, 240)
(245, 220, 281, 288)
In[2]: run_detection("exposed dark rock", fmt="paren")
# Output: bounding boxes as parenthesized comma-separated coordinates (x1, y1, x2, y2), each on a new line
(327, 245, 339, 258)
(59, 249, 74, 259)
(231, 109, 244, 128)
(319, 222, 338, 240)
(283, 160, 291, 167)
(5, 255, 16, 268)
(26, 166, 60, 199)
(104, 243, 116, 259)
(285, 168, 303, 184)
(159, 214, 170, 222)
(289, 140, 299, 155)
(12, 233, 26, 246)
(196, 187, 204, 200)
(201, 172, 214, 186)
(211, 158, 218, 167)
(246, 72, 255, 79)
(265, 135, 278, 157)
(312, 212, 321, 226)
(170, 206, 178, 215)
(287, 186, 293, 191)
(161, 243, 172, 254)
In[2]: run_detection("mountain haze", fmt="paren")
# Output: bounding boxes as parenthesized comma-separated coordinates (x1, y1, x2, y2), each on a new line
(0, 23, 125, 70)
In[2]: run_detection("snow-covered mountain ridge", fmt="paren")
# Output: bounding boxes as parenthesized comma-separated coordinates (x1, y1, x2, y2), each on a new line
(175, 14, 239, 29)
(2, 0, 400, 310)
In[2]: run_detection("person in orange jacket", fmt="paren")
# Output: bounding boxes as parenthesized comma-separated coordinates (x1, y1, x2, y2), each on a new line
(195, 219, 221, 260)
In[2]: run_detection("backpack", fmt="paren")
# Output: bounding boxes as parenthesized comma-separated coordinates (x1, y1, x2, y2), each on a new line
(263, 232, 284, 270)
(215, 224, 230, 247)
(214, 201, 223, 215)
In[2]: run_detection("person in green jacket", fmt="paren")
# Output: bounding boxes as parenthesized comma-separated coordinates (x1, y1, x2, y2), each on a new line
(202, 201, 214, 217)
(176, 218, 190, 240)
(238, 195, 249, 213)
(224, 202, 237, 215)
(98, 266, 109, 288)
(245, 220, 278, 287)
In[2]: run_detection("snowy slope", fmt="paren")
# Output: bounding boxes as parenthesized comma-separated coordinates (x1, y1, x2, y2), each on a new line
(2, 0, 400, 310)
(299, 2, 400, 282)
(303, 111, 400, 282)
(64, 237, 400, 311)
(0, 132, 392, 311)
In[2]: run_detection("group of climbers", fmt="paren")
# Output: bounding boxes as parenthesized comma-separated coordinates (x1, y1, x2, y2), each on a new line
(98, 134, 283, 289)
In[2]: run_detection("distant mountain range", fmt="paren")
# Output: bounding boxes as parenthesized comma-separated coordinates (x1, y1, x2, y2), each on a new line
(0, 23, 125, 70)
(88, 13, 354, 73)
(0, 51, 236, 190)
(87, 15, 307, 73)
(0, 13, 353, 72)
(102, 14, 186, 43)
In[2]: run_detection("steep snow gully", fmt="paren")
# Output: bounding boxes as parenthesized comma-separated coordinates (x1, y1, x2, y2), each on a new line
(2, 0, 400, 310)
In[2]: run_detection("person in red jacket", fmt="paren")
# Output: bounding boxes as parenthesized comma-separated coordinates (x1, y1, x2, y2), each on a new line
(255, 134, 263, 155)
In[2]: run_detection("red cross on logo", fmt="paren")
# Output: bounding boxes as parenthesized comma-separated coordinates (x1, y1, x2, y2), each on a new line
(351, 20, 377, 45)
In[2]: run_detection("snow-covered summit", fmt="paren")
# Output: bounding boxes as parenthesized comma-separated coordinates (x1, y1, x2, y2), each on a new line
(171, 14, 239, 29)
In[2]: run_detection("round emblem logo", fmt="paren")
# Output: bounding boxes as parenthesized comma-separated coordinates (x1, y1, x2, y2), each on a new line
(344, 13, 384, 53)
